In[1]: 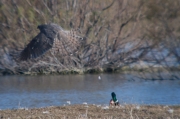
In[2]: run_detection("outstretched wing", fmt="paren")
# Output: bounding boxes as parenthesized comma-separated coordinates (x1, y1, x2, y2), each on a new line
(20, 32, 54, 60)
(20, 23, 83, 60)
(51, 29, 83, 56)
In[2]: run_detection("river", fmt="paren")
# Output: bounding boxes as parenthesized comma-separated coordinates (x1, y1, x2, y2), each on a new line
(0, 73, 180, 109)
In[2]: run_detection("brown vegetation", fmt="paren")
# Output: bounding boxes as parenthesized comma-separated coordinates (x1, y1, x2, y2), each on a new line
(0, 0, 180, 77)
(0, 105, 180, 119)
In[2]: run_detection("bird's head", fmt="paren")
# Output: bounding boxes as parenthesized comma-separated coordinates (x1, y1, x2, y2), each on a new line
(111, 92, 117, 101)
(37, 25, 44, 30)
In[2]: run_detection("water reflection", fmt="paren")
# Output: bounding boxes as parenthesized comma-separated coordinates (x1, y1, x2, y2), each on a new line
(0, 74, 127, 92)
(0, 73, 180, 109)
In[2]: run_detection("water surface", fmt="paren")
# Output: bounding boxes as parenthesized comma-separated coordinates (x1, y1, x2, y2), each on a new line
(0, 73, 180, 109)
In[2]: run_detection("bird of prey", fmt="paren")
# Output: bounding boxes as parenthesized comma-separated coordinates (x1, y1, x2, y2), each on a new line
(20, 23, 83, 60)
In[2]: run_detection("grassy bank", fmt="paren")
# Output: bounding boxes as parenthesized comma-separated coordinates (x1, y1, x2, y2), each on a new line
(0, 104, 180, 118)
(1, 64, 179, 76)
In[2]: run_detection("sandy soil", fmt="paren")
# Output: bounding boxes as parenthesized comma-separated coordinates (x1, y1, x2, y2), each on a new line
(0, 104, 180, 119)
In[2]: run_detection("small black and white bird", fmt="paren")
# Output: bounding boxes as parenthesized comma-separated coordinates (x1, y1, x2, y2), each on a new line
(20, 23, 83, 60)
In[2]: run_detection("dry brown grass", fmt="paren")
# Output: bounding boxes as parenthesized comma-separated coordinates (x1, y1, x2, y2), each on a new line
(0, 104, 180, 119)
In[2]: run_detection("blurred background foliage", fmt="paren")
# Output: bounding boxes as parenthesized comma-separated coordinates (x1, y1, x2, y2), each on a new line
(0, 0, 179, 48)
(0, 0, 180, 75)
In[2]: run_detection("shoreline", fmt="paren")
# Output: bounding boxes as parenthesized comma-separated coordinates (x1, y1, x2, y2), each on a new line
(0, 104, 180, 118)
(1, 66, 180, 76)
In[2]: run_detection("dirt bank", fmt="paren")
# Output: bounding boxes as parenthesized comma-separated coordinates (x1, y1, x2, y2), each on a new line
(0, 104, 180, 119)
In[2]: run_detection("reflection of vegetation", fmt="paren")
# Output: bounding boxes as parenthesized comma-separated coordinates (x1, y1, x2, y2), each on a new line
(0, 0, 179, 78)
